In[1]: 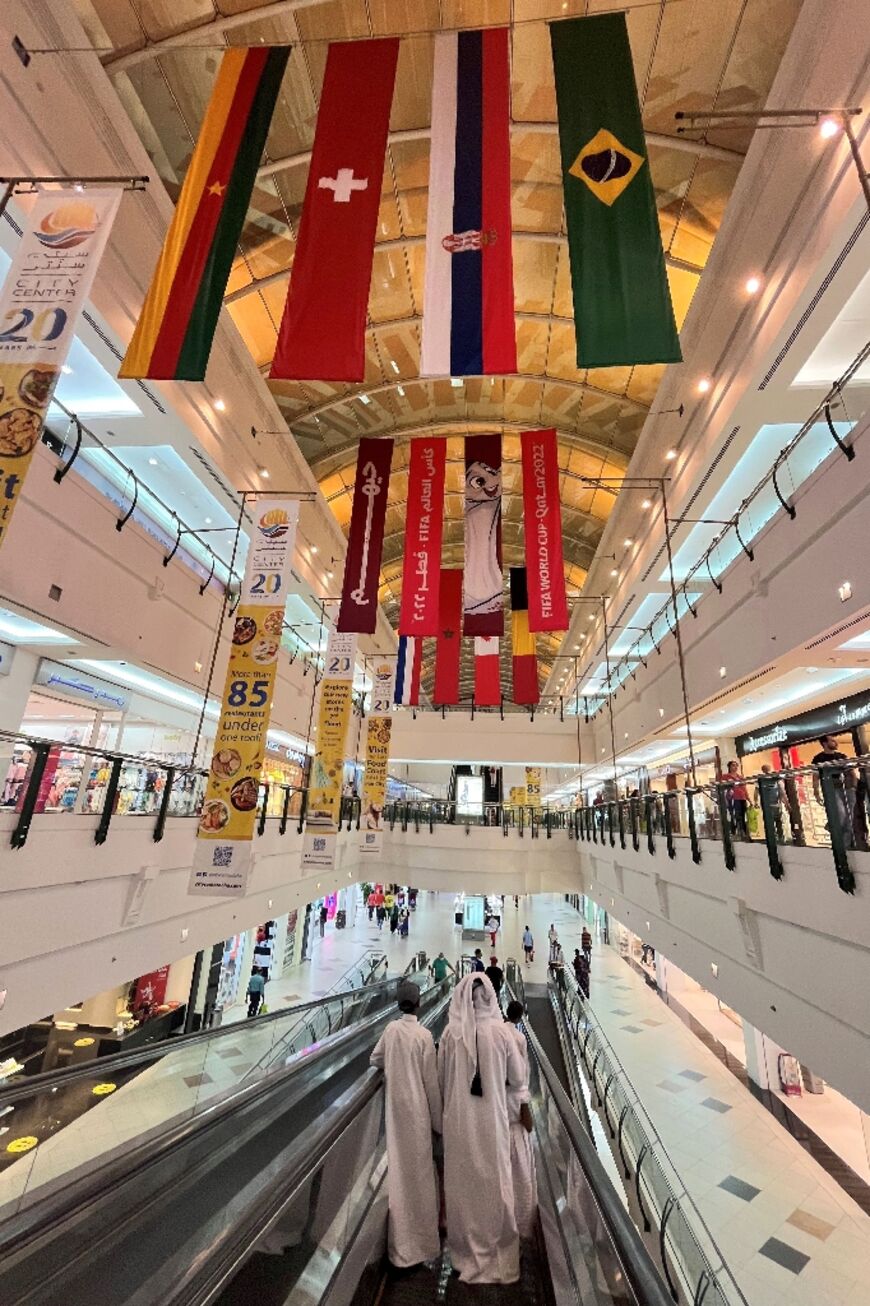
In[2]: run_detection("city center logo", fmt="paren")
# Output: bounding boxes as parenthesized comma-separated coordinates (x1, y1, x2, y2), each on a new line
(35, 200, 101, 249)
(258, 507, 290, 540)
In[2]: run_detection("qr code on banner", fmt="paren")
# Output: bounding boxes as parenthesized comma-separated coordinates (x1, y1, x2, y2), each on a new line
(313, 837, 326, 852)
(213, 846, 234, 868)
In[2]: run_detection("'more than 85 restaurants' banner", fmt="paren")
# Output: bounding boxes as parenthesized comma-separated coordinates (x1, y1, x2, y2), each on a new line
(190, 499, 299, 897)
(337, 436, 394, 634)
(399, 438, 446, 636)
(302, 629, 358, 871)
(360, 659, 395, 856)
(521, 429, 568, 632)
(0, 188, 122, 554)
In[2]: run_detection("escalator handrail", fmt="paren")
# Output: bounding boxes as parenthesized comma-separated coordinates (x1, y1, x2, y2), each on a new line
(517, 989, 676, 1306)
(0, 985, 438, 1262)
(0, 970, 395, 1107)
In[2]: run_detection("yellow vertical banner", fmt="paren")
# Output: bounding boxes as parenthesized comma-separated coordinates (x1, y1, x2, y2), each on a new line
(360, 659, 395, 855)
(190, 499, 299, 897)
(525, 766, 542, 806)
(0, 188, 123, 553)
(303, 629, 358, 871)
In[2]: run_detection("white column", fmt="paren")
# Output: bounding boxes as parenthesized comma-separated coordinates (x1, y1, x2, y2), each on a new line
(0, 648, 38, 770)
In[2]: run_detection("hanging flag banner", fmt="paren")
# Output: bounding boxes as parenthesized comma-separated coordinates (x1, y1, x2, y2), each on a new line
(271, 38, 399, 381)
(399, 438, 447, 636)
(434, 568, 463, 705)
(302, 629, 358, 872)
(121, 47, 289, 381)
(421, 27, 516, 377)
(474, 636, 501, 706)
(0, 187, 122, 555)
(360, 659, 394, 855)
(510, 567, 539, 706)
(525, 766, 542, 807)
(395, 635, 423, 706)
(521, 429, 569, 632)
(463, 433, 503, 636)
(337, 436, 394, 634)
(550, 14, 681, 368)
(191, 498, 300, 897)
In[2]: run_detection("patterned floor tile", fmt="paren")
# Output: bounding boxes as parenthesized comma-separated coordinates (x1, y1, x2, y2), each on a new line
(759, 1236, 811, 1274)
(719, 1174, 761, 1202)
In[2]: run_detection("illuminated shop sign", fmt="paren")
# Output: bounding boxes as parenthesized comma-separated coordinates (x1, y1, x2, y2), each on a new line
(36, 659, 129, 711)
(736, 690, 870, 757)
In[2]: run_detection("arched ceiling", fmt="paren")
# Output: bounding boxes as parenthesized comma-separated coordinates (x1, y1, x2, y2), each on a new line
(77, 0, 802, 695)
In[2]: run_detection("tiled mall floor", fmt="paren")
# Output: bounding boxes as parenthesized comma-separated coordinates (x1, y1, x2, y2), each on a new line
(587, 939, 870, 1306)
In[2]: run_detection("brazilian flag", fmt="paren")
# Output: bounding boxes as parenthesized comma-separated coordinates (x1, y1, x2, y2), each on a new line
(550, 14, 682, 368)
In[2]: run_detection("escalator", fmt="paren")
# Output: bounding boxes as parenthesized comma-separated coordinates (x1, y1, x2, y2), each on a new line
(0, 962, 675, 1306)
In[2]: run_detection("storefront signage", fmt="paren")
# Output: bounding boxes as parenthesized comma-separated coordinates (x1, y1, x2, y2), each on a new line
(302, 629, 358, 871)
(36, 659, 129, 711)
(736, 688, 870, 757)
(190, 498, 299, 897)
(0, 638, 14, 676)
(0, 188, 123, 555)
(360, 659, 395, 856)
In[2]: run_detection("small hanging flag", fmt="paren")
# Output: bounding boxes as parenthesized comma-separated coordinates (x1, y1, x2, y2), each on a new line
(550, 14, 681, 367)
(474, 636, 501, 706)
(421, 27, 516, 377)
(121, 46, 290, 380)
(510, 568, 539, 706)
(395, 635, 423, 706)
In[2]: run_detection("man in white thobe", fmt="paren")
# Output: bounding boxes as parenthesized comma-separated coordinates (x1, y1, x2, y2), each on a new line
(504, 1000, 538, 1239)
(438, 974, 526, 1284)
(370, 979, 442, 1269)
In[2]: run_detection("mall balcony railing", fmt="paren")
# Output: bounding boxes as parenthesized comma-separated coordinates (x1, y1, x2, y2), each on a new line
(381, 796, 572, 838)
(574, 756, 870, 895)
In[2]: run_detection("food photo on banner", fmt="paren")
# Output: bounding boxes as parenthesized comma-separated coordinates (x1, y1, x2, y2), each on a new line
(463, 433, 503, 636)
(302, 629, 358, 871)
(399, 438, 446, 636)
(360, 659, 395, 855)
(0, 187, 122, 553)
(337, 436, 393, 635)
(190, 499, 299, 897)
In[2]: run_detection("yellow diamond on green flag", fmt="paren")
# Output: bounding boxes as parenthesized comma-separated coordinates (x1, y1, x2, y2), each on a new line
(569, 127, 644, 207)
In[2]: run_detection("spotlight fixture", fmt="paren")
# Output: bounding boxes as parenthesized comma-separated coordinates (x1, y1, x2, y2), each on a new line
(610, 568, 618, 578)
(311, 545, 318, 554)
(258, 466, 270, 479)
(697, 377, 711, 394)
(744, 275, 761, 295)
(213, 398, 226, 412)
(624, 537, 633, 547)
(819, 116, 840, 139)
(838, 581, 852, 602)
(719, 665, 727, 678)
(666, 448, 677, 461)
(641, 498, 652, 510)
(658, 707, 664, 718)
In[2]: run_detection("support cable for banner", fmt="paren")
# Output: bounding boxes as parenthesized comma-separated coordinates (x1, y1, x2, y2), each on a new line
(190, 492, 246, 769)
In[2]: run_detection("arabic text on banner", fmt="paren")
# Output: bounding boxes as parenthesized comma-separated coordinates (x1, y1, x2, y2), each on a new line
(399, 438, 446, 635)
(360, 659, 395, 855)
(0, 188, 122, 554)
(337, 436, 394, 634)
(190, 499, 300, 897)
(302, 629, 358, 871)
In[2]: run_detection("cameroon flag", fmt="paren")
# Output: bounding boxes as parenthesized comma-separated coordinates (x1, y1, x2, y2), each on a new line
(550, 15, 681, 368)
(121, 46, 289, 381)
(510, 567, 539, 706)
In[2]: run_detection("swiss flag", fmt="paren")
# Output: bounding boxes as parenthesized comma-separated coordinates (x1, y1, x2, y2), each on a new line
(474, 637, 501, 707)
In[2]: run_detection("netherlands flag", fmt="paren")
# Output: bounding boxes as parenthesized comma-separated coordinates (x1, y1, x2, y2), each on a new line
(394, 635, 423, 706)
(421, 28, 517, 377)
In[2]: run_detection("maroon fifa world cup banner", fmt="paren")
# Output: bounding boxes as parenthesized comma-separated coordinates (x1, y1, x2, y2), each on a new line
(521, 429, 568, 631)
(337, 437, 394, 633)
(463, 433, 503, 636)
(399, 438, 446, 636)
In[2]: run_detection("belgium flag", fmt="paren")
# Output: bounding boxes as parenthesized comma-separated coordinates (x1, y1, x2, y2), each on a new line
(550, 14, 681, 368)
(511, 568, 539, 706)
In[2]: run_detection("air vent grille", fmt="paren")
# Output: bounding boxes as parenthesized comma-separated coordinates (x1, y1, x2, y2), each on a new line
(805, 611, 869, 649)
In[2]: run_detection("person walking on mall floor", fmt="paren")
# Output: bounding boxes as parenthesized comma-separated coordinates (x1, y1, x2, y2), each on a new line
(389, 903, 400, 934)
(581, 926, 592, 964)
(376, 904, 386, 931)
(319, 903, 328, 937)
(573, 949, 590, 999)
(370, 980, 442, 1271)
(548, 922, 558, 948)
(549, 936, 566, 992)
(812, 735, 857, 849)
(246, 970, 266, 1018)
(724, 760, 751, 840)
(522, 925, 535, 964)
(486, 913, 499, 949)
(485, 955, 504, 1002)
(439, 975, 526, 1284)
(504, 1000, 537, 1239)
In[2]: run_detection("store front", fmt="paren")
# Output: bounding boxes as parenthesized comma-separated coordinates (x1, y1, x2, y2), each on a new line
(736, 688, 870, 847)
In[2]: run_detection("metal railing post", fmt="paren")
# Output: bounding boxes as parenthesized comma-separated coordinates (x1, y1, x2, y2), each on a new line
(716, 783, 737, 871)
(644, 794, 656, 855)
(818, 766, 856, 894)
(686, 788, 702, 865)
(94, 756, 123, 845)
(9, 741, 52, 849)
(257, 783, 270, 836)
(757, 775, 784, 881)
(617, 800, 626, 850)
(152, 766, 175, 843)
(662, 792, 676, 860)
(630, 797, 640, 852)
(608, 802, 616, 847)
(296, 787, 308, 835)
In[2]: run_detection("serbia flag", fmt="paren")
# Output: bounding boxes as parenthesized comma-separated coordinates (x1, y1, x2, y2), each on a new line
(421, 28, 517, 377)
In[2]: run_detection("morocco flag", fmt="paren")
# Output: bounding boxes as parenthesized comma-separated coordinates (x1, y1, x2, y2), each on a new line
(510, 568, 539, 705)
(550, 15, 680, 367)
(120, 47, 289, 380)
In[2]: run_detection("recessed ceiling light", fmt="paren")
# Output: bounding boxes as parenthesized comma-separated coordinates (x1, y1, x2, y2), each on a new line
(838, 581, 852, 602)
(806, 666, 818, 673)
(719, 665, 727, 677)
(624, 537, 632, 547)
(658, 707, 664, 717)
(666, 448, 677, 461)
(213, 398, 226, 412)
(390, 360, 400, 374)
(310, 545, 318, 554)
(641, 498, 652, 509)
(697, 377, 711, 394)
(148, 457, 158, 466)
(326, 569, 334, 579)
(610, 568, 618, 577)
(74, 182, 84, 193)
(397, 385, 405, 397)
(819, 116, 840, 139)
(359, 394, 371, 405)
(204, 516, 212, 524)
(450, 377, 463, 388)
(61, 364, 73, 376)
(258, 466, 270, 479)
(744, 275, 761, 295)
